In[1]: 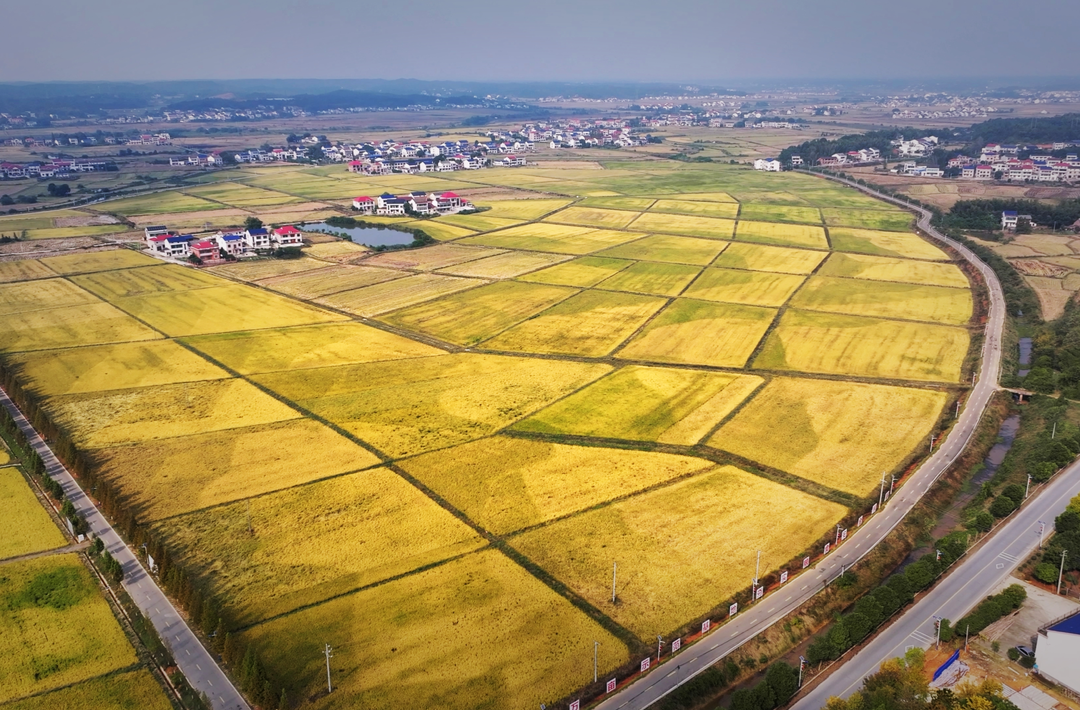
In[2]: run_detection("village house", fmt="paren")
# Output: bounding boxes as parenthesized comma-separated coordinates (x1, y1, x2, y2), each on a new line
(244, 227, 272, 250)
(352, 196, 375, 213)
(215, 232, 247, 256)
(753, 158, 782, 172)
(189, 240, 221, 261)
(376, 193, 409, 216)
(272, 225, 304, 246)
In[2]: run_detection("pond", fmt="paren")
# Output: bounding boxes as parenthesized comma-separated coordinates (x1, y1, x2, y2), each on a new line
(303, 222, 415, 247)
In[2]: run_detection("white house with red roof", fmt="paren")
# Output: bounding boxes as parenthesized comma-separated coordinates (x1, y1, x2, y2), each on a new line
(352, 196, 375, 213)
(272, 225, 304, 246)
(189, 240, 220, 262)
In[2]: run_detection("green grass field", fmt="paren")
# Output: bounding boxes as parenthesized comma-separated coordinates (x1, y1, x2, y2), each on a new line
(821, 208, 913, 231)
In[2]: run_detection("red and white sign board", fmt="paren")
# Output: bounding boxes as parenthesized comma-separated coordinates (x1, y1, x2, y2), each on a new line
(884, 491, 891, 502)
(755, 586, 764, 600)
(607, 679, 617, 693)
(857, 515, 864, 527)
(871, 503, 878, 514)
(570, 701, 580, 710)
(702, 619, 711, 634)
(841, 528, 848, 542)
(780, 570, 788, 584)
(803, 556, 810, 569)
(824, 542, 831, 555)
(672, 637, 682, 653)
(641, 657, 651, 673)
(729, 602, 738, 617)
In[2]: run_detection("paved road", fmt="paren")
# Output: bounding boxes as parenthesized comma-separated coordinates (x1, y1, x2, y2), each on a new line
(0, 388, 249, 710)
(594, 175, 1006, 710)
(793, 458, 1080, 708)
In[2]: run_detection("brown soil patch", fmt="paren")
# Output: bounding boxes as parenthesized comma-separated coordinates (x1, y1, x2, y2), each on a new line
(1011, 260, 1072, 277)
(53, 214, 121, 228)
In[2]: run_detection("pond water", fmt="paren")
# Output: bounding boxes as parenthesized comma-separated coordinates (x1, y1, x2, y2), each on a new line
(303, 222, 414, 247)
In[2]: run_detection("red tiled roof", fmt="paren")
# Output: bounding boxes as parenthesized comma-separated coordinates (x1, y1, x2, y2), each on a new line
(440, 192, 459, 198)
(354, 196, 374, 202)
(275, 225, 301, 235)
(192, 240, 217, 249)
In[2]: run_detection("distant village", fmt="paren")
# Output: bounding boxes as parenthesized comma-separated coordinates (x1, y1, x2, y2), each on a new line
(351, 191, 472, 216)
(142, 224, 304, 263)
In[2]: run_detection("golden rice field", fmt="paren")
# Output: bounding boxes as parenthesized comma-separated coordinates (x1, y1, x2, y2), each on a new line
(0, 302, 161, 354)
(0, 467, 66, 560)
(433, 250, 571, 278)
(0, 555, 138, 703)
(0, 278, 101, 316)
(211, 257, 329, 281)
(162, 468, 485, 624)
(735, 220, 829, 249)
(517, 255, 633, 287)
(70, 264, 220, 300)
(829, 227, 949, 261)
(754, 310, 969, 382)
(821, 208, 913, 232)
(711, 377, 948, 496)
(817, 252, 969, 288)
(243, 549, 629, 710)
(438, 214, 525, 232)
(0, 260, 56, 283)
(649, 199, 740, 219)
(627, 211, 735, 239)
(618, 299, 776, 368)
(91, 418, 380, 520)
(579, 196, 656, 210)
(595, 260, 702, 296)
(414, 220, 477, 241)
(511, 466, 846, 638)
(258, 264, 404, 299)
(301, 240, 369, 260)
(475, 198, 574, 220)
(737, 203, 822, 225)
(364, 243, 503, 271)
(515, 366, 763, 445)
(1, 670, 172, 710)
(545, 205, 641, 229)
(318, 273, 485, 316)
(713, 241, 828, 274)
(683, 268, 805, 307)
(38, 249, 159, 275)
(461, 224, 644, 254)
(597, 234, 728, 265)
(790, 276, 973, 325)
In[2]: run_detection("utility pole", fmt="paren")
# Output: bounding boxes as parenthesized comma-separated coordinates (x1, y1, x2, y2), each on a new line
(657, 636, 664, 661)
(1039, 521, 1046, 548)
(594, 641, 599, 683)
(752, 550, 761, 602)
(1052, 421, 1057, 439)
(890, 474, 896, 497)
(835, 524, 841, 546)
(1059, 550, 1069, 595)
(612, 562, 617, 604)
(798, 656, 805, 688)
(955, 400, 960, 418)
(1026, 475, 1031, 500)
(879, 473, 886, 509)
(965, 624, 969, 651)
(933, 616, 942, 649)
(930, 434, 937, 452)
(324, 643, 333, 694)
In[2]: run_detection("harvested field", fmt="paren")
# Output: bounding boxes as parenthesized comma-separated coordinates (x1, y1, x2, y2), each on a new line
(162, 468, 484, 624)
(1012, 234, 1075, 256)
(737, 204, 823, 225)
(821, 208, 913, 231)
(790, 276, 973, 325)
(1010, 260, 1071, 278)
(710, 377, 948, 496)
(515, 366, 763, 445)
(0, 467, 66, 560)
(546, 206, 642, 229)
(0, 209, 95, 232)
(735, 220, 829, 249)
(302, 240, 369, 261)
(434, 251, 571, 278)
(383, 281, 577, 345)
(995, 245, 1043, 258)
(361, 243, 503, 271)
(253, 353, 610, 457)
(1, 670, 172, 710)
(618, 299, 776, 368)
(259, 265, 404, 299)
(69, 264, 220, 300)
(0, 279, 100, 316)
(683, 268, 805, 307)
(648, 199, 740, 219)
(596, 234, 728, 266)
(0, 260, 55, 283)
(712, 241, 828, 274)
(517, 256, 633, 287)
(184, 322, 441, 374)
(318, 273, 485, 316)
(0, 303, 161, 353)
(595, 261, 702, 296)
(6, 340, 228, 396)
(829, 228, 949, 261)
(627, 211, 735, 239)
(512, 466, 846, 639)
(210, 257, 328, 281)
(243, 549, 628, 710)
(754, 310, 969, 382)
(0, 554, 137, 704)
(817, 252, 969, 288)
(38, 249, 159, 275)
(402, 436, 715, 534)
(49, 378, 300, 448)
(91, 419, 380, 520)
(460, 224, 644, 254)
(484, 290, 667, 357)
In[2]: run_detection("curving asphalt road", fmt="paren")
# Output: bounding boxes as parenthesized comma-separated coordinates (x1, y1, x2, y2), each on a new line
(0, 388, 249, 710)
(593, 174, 1006, 710)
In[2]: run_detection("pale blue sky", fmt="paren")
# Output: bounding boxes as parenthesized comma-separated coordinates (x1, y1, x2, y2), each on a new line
(4, 0, 1079, 83)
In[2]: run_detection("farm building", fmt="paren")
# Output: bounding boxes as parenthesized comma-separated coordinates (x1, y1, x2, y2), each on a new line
(272, 226, 304, 246)
(754, 158, 782, 172)
(1035, 609, 1080, 693)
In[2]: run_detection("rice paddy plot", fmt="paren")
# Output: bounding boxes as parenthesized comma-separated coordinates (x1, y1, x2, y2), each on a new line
(738, 204, 823, 225)
(790, 276, 973, 325)
(596, 234, 728, 266)
(302, 240, 369, 260)
(578, 196, 656, 211)
(363, 243, 504, 271)
(710, 377, 948, 496)
(162, 468, 484, 624)
(243, 548, 629, 710)
(712, 241, 827, 275)
(1, 670, 172, 710)
(209, 257, 329, 281)
(183, 182, 303, 207)
(259, 265, 404, 299)
(402, 436, 715, 534)
(460, 224, 644, 255)
(92, 419, 380, 520)
(244, 173, 362, 200)
(101, 190, 220, 215)
(0, 209, 93, 232)
(0, 303, 161, 353)
(413, 221, 476, 241)
(0, 554, 138, 704)
(727, 189, 811, 206)
(648, 199, 740, 219)
(319, 273, 485, 317)
(618, 299, 776, 368)
(24, 225, 131, 240)
(49, 378, 300, 448)
(511, 466, 846, 639)
(829, 228, 949, 261)
(484, 289, 667, 357)
(545, 206, 641, 229)
(817, 252, 969, 288)
(683, 267, 805, 307)
(517, 256, 633, 287)
(5, 340, 228, 396)
(628, 211, 735, 239)
(595, 261, 702, 296)
(735, 220, 829, 249)
(516, 366, 764, 446)
(821, 208, 913, 232)
(438, 214, 525, 232)
(0, 260, 56, 283)
(111, 284, 345, 336)
(434, 251, 571, 278)
(0, 467, 66, 560)
(69, 264, 221, 300)
(797, 188, 902, 209)
(754, 310, 969, 383)
(252, 353, 609, 457)
(669, 192, 738, 203)
(38, 248, 159, 275)
(473, 198, 574, 220)
(383, 281, 577, 346)
(0, 278, 101, 316)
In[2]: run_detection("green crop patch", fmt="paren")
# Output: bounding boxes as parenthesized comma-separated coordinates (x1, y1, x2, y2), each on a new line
(595, 261, 702, 296)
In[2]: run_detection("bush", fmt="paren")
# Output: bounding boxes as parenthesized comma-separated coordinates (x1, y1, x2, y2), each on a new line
(972, 511, 994, 532)
(990, 495, 1017, 518)
(1034, 562, 1059, 584)
(1007, 647, 1020, 661)
(939, 618, 955, 643)
(1001, 484, 1025, 503)
(957, 584, 1026, 636)
(1056, 510, 1080, 533)
(1020, 655, 1035, 669)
